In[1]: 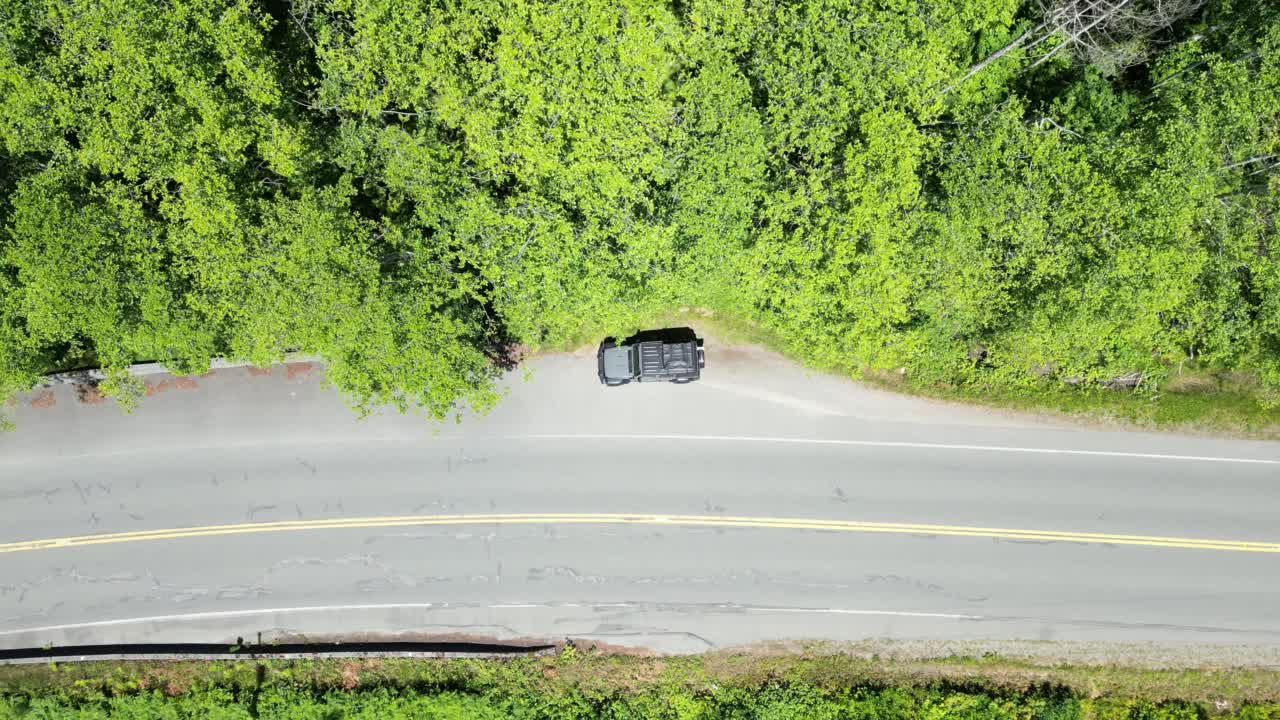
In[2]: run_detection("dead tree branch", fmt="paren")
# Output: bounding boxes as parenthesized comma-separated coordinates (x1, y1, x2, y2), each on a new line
(948, 0, 1209, 89)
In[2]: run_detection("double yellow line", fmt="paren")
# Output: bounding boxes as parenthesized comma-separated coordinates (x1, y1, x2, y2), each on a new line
(2, 513, 1278, 554)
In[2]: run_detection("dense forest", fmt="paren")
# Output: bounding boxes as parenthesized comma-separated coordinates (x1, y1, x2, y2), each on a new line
(0, 0, 1277, 417)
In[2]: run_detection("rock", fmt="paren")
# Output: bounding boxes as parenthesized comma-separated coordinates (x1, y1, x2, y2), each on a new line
(1101, 371, 1143, 390)
(1030, 362, 1057, 377)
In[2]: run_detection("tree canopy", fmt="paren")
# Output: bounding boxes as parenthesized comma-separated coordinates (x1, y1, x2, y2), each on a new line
(1, 0, 1277, 418)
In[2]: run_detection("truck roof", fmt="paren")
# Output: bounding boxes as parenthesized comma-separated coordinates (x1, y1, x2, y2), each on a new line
(637, 340, 698, 380)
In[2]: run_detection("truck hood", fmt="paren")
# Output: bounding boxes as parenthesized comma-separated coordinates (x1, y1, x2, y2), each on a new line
(600, 346, 633, 381)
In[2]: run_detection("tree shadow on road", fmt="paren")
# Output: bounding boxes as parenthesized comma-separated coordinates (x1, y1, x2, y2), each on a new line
(615, 327, 701, 346)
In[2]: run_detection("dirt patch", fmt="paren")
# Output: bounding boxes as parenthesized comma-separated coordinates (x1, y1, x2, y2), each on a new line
(711, 346, 756, 366)
(569, 638, 661, 657)
(76, 384, 108, 405)
(28, 389, 56, 408)
(508, 344, 531, 364)
(338, 662, 361, 690)
(144, 376, 200, 397)
(285, 362, 317, 380)
(246, 366, 274, 377)
(862, 366, 907, 386)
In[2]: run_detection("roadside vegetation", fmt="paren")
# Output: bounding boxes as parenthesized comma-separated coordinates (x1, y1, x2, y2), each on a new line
(4, 649, 1280, 719)
(1, 0, 1278, 428)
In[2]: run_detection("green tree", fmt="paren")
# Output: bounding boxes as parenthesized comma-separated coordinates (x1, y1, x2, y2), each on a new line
(1, 0, 1277, 425)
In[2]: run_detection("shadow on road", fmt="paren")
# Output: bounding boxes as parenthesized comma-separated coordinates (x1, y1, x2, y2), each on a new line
(608, 327, 702, 347)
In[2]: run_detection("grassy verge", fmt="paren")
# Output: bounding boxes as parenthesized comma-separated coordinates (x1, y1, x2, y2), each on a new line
(609, 308, 1280, 441)
(863, 372, 1280, 441)
(3, 649, 1280, 718)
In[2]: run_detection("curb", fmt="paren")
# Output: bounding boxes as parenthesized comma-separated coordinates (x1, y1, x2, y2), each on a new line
(40, 354, 322, 387)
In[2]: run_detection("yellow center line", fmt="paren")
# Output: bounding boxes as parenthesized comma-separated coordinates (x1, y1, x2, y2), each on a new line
(1, 513, 1277, 554)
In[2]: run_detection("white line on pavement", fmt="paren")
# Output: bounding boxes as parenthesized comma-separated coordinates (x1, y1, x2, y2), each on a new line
(0, 603, 980, 638)
(509, 434, 1280, 465)
(4, 432, 1275, 467)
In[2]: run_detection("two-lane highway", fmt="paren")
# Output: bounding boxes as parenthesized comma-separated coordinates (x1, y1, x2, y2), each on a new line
(2, 344, 1279, 652)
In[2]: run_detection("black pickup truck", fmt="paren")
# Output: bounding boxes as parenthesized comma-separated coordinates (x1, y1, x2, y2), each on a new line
(597, 334, 705, 386)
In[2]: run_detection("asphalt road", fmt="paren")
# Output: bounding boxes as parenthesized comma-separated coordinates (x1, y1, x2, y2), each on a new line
(2, 342, 1279, 653)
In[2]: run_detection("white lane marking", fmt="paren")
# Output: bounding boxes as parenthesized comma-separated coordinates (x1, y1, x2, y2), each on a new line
(0, 603, 445, 636)
(3, 433, 1275, 467)
(510, 434, 1280, 465)
(0, 603, 980, 638)
(758, 607, 981, 620)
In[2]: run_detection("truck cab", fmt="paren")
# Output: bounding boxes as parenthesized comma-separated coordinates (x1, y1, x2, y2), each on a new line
(598, 335, 705, 386)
